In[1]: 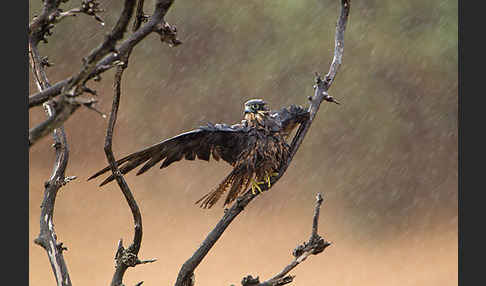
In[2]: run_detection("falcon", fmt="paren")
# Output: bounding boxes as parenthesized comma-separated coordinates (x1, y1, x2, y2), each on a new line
(88, 99, 309, 208)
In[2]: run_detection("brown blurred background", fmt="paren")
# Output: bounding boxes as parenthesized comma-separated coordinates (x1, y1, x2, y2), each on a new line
(29, 0, 458, 285)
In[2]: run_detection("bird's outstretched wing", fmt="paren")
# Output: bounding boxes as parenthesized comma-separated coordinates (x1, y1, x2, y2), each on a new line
(88, 122, 250, 186)
(271, 104, 310, 136)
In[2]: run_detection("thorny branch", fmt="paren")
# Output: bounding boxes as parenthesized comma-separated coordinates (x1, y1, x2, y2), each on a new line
(174, 1, 351, 286)
(28, 0, 180, 147)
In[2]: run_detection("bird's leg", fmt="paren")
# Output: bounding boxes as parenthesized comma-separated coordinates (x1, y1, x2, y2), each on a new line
(265, 172, 280, 187)
(251, 172, 279, 194)
(251, 178, 265, 195)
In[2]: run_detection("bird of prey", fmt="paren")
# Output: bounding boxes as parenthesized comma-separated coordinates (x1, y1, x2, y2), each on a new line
(88, 99, 309, 208)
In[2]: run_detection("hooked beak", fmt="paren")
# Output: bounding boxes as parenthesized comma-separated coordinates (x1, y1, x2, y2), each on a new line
(244, 106, 252, 114)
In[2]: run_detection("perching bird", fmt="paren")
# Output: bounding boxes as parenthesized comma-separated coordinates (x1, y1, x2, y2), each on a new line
(88, 99, 309, 208)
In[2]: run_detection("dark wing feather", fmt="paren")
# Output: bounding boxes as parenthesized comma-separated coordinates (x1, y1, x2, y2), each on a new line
(88, 123, 249, 186)
(271, 104, 309, 135)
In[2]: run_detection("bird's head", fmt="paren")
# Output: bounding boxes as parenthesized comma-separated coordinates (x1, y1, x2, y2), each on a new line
(244, 99, 269, 114)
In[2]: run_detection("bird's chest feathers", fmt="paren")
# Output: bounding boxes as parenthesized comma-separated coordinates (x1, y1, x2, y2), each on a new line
(236, 112, 289, 169)
(236, 127, 288, 169)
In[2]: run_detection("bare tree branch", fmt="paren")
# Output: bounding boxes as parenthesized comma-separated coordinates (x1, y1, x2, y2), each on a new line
(29, 0, 62, 45)
(29, 0, 180, 108)
(28, 0, 107, 107)
(104, 53, 156, 286)
(132, 0, 147, 32)
(75, 0, 136, 86)
(28, 97, 81, 147)
(29, 1, 175, 284)
(29, 1, 163, 284)
(55, 0, 106, 25)
(174, 1, 351, 285)
(311, 193, 324, 238)
(28, 0, 180, 147)
(29, 0, 137, 148)
(255, 193, 330, 286)
(29, 78, 71, 108)
(33, 119, 74, 286)
(29, 2, 75, 284)
(29, 40, 50, 90)
(237, 194, 329, 286)
(323, 0, 351, 90)
(30, 1, 105, 45)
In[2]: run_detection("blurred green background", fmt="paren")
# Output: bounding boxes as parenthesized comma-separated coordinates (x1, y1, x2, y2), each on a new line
(29, 0, 457, 285)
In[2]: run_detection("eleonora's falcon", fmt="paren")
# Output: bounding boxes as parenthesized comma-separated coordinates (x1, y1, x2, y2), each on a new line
(88, 99, 309, 209)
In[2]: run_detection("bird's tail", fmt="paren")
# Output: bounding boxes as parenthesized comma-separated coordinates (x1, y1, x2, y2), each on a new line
(195, 168, 252, 209)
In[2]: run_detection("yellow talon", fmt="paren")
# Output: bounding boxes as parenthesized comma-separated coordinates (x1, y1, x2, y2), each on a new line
(251, 172, 279, 194)
(265, 172, 280, 188)
(251, 178, 264, 195)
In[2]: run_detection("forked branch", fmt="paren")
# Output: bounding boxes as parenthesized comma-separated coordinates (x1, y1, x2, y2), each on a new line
(28, 0, 180, 147)
(254, 193, 330, 286)
(29, 1, 169, 285)
(174, 1, 351, 286)
(29, 0, 138, 147)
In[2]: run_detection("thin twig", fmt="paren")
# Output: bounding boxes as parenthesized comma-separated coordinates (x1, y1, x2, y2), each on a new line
(174, 1, 351, 286)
